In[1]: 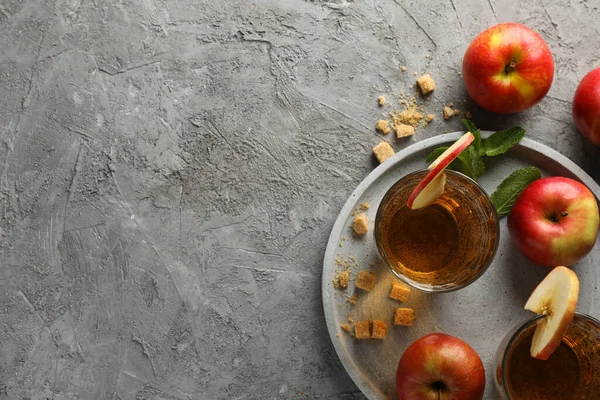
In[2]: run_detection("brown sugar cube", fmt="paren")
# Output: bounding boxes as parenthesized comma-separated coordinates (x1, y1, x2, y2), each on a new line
(394, 308, 415, 326)
(378, 96, 386, 106)
(395, 123, 415, 138)
(353, 213, 369, 235)
(354, 320, 371, 339)
(389, 282, 411, 302)
(341, 323, 351, 333)
(371, 320, 387, 340)
(443, 106, 454, 120)
(375, 120, 391, 135)
(417, 74, 435, 95)
(373, 141, 395, 163)
(356, 270, 376, 291)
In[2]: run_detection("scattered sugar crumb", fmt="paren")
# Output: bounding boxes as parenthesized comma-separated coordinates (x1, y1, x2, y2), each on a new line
(334, 270, 350, 290)
(401, 65, 407, 72)
(465, 111, 473, 119)
(353, 213, 369, 235)
(341, 323, 351, 333)
(443, 106, 454, 120)
(360, 202, 370, 211)
(347, 293, 359, 305)
(378, 96, 386, 106)
(425, 114, 435, 123)
(391, 106, 424, 129)
(375, 120, 391, 135)
(453, 109, 460, 116)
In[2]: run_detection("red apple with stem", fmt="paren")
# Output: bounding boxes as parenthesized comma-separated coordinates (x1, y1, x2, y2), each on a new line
(396, 333, 485, 400)
(462, 23, 554, 113)
(507, 177, 599, 267)
(573, 67, 600, 146)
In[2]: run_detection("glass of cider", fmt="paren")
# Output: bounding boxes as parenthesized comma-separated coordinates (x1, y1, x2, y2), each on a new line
(495, 313, 600, 399)
(374, 169, 499, 292)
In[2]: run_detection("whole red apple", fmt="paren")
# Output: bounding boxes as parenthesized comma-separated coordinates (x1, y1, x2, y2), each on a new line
(462, 23, 554, 113)
(396, 333, 485, 400)
(507, 177, 599, 267)
(573, 67, 600, 146)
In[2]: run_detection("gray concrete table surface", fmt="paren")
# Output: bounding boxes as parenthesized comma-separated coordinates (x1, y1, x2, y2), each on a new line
(1, 0, 599, 399)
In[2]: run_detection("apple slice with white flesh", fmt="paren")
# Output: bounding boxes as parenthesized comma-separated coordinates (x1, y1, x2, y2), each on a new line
(524, 266, 579, 360)
(407, 132, 474, 210)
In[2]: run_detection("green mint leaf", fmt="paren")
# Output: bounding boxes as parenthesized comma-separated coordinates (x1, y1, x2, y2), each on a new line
(426, 146, 449, 164)
(491, 166, 542, 217)
(456, 145, 485, 180)
(462, 119, 483, 157)
(483, 127, 525, 157)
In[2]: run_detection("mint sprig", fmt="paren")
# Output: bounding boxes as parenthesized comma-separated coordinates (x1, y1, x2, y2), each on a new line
(483, 127, 526, 157)
(462, 119, 483, 156)
(426, 119, 526, 181)
(491, 167, 542, 217)
(426, 146, 448, 164)
(456, 146, 485, 181)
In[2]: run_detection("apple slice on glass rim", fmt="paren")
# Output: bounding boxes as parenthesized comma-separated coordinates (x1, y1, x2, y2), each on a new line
(407, 132, 474, 210)
(524, 266, 579, 360)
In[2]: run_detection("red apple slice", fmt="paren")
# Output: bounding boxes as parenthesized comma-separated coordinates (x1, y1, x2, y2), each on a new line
(407, 132, 474, 210)
(524, 266, 579, 360)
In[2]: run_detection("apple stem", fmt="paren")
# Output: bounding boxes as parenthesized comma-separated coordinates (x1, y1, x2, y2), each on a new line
(550, 211, 569, 222)
(505, 61, 516, 73)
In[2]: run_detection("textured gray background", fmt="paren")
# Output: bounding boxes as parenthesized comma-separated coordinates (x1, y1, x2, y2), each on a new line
(1, 0, 599, 399)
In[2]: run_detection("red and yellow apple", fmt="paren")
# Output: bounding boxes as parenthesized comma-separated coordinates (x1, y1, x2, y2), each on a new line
(462, 23, 554, 113)
(396, 333, 485, 400)
(507, 177, 599, 267)
(524, 266, 579, 360)
(573, 67, 600, 146)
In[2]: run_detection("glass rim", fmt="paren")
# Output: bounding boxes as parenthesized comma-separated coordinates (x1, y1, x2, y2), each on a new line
(374, 168, 500, 293)
(500, 312, 600, 398)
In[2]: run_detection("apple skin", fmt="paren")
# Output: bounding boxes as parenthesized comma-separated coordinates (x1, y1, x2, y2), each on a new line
(462, 23, 554, 113)
(573, 68, 600, 146)
(396, 333, 485, 400)
(507, 177, 599, 267)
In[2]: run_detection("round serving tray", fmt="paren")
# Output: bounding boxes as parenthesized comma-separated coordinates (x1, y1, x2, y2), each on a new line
(322, 131, 600, 399)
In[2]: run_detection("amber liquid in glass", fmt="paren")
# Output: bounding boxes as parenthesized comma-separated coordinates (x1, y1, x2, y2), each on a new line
(505, 316, 600, 400)
(377, 171, 497, 288)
